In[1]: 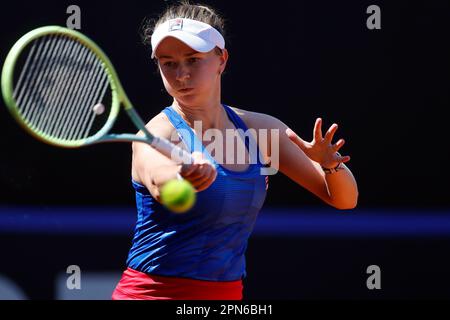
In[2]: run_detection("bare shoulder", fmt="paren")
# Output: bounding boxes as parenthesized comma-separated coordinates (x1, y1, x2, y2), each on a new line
(137, 111, 176, 140)
(132, 111, 179, 154)
(229, 106, 282, 130)
(229, 106, 286, 165)
(131, 111, 178, 185)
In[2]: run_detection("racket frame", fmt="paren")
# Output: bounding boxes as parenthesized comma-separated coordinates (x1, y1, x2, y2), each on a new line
(2, 26, 157, 148)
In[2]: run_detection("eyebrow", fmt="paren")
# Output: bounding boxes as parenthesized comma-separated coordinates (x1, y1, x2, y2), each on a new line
(157, 51, 200, 59)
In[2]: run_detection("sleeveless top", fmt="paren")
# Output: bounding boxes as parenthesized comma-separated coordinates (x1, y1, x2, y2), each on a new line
(126, 104, 268, 281)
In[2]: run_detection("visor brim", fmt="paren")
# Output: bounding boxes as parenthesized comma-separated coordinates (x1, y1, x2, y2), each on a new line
(151, 31, 217, 58)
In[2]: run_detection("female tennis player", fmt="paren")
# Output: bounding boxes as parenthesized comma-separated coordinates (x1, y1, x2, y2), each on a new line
(112, 1, 358, 300)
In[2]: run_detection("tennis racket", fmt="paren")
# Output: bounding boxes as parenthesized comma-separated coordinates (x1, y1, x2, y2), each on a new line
(1, 25, 193, 164)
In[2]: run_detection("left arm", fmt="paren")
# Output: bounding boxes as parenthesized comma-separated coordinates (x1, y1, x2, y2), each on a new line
(284, 117, 359, 210)
(240, 110, 358, 210)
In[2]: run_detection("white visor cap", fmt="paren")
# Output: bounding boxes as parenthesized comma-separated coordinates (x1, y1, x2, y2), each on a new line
(151, 18, 225, 58)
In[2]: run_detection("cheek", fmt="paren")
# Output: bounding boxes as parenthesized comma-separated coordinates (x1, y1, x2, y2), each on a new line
(160, 71, 176, 91)
(195, 64, 220, 86)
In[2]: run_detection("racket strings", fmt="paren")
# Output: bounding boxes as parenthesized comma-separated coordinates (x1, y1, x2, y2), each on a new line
(69, 55, 109, 141)
(45, 37, 90, 138)
(32, 35, 82, 136)
(15, 35, 56, 120)
(13, 34, 111, 142)
(40, 36, 87, 137)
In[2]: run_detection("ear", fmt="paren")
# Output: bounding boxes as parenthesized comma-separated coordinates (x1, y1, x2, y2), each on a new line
(218, 48, 229, 74)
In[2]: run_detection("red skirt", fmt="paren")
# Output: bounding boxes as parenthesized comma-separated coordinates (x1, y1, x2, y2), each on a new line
(112, 268, 243, 300)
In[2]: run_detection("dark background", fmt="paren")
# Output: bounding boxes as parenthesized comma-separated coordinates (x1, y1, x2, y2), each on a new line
(1, 0, 450, 300)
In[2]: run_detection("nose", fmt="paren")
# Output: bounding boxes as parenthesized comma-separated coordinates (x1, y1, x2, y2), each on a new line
(175, 64, 190, 82)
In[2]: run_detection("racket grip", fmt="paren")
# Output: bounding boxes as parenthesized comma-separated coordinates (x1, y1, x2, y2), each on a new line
(151, 137, 193, 165)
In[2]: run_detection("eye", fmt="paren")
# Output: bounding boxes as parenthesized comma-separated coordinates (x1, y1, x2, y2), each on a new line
(187, 57, 199, 64)
(162, 61, 176, 68)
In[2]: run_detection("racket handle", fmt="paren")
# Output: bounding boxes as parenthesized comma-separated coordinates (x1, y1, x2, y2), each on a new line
(151, 137, 193, 165)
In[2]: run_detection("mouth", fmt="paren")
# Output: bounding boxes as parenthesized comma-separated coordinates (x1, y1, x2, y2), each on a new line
(178, 88, 194, 94)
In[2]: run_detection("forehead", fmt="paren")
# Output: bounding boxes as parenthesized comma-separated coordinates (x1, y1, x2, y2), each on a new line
(155, 37, 199, 59)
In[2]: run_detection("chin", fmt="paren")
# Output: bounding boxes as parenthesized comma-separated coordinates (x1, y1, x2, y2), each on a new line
(174, 96, 196, 106)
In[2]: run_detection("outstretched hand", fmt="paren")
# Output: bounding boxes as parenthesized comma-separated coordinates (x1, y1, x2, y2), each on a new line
(286, 118, 351, 169)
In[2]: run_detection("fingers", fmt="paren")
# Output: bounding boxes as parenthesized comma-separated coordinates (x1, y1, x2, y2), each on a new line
(332, 134, 351, 164)
(315, 118, 352, 164)
(179, 151, 217, 191)
(187, 160, 214, 183)
(340, 155, 351, 163)
(287, 119, 353, 171)
(191, 165, 217, 192)
(333, 138, 345, 151)
(314, 118, 323, 141)
(324, 123, 338, 143)
(336, 151, 351, 164)
(190, 162, 217, 192)
(179, 151, 205, 177)
(322, 120, 346, 152)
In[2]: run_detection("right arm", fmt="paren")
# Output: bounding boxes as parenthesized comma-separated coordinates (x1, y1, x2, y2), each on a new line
(131, 113, 216, 201)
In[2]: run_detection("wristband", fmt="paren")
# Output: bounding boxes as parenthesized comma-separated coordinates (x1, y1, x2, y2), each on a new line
(321, 162, 343, 174)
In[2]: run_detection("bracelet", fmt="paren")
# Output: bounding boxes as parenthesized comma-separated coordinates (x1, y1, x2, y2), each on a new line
(321, 162, 343, 174)
(321, 152, 344, 174)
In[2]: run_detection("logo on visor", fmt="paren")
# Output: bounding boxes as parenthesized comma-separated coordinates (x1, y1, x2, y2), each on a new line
(169, 18, 183, 32)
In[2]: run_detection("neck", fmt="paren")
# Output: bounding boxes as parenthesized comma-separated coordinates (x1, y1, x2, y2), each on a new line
(172, 88, 227, 131)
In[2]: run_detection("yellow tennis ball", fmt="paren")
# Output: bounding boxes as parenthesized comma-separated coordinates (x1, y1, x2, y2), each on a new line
(160, 179, 196, 213)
